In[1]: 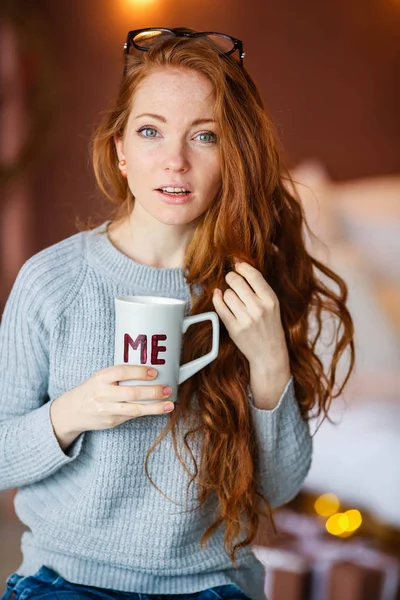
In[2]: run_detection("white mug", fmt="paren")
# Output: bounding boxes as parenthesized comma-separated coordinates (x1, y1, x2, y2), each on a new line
(114, 295, 220, 404)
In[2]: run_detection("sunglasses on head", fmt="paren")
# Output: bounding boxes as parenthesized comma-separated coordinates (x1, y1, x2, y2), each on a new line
(123, 27, 245, 76)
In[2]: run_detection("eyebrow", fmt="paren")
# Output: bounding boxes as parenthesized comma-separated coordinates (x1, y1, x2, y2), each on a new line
(134, 113, 216, 126)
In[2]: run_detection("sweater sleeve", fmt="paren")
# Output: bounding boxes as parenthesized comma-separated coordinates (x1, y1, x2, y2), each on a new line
(0, 258, 84, 491)
(247, 376, 313, 508)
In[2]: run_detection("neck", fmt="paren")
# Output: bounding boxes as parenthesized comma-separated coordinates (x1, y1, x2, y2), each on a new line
(108, 208, 196, 269)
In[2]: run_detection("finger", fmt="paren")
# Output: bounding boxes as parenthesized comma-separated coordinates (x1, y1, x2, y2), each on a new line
(98, 365, 158, 385)
(114, 400, 175, 420)
(221, 288, 250, 321)
(225, 277, 268, 319)
(234, 262, 276, 303)
(212, 289, 237, 327)
(115, 384, 172, 403)
(225, 272, 261, 311)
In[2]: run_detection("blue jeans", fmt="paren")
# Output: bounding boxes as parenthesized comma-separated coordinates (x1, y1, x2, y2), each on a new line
(1, 566, 252, 600)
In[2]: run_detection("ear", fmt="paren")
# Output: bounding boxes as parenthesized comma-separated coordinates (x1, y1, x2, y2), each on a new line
(114, 134, 126, 162)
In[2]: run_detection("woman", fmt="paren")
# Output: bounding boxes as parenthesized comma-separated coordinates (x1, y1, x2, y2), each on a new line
(0, 27, 354, 600)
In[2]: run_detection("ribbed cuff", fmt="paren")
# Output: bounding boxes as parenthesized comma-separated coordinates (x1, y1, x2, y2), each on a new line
(1, 399, 85, 489)
(247, 376, 297, 447)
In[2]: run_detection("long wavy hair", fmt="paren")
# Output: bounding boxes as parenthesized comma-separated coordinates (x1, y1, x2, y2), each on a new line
(86, 28, 355, 567)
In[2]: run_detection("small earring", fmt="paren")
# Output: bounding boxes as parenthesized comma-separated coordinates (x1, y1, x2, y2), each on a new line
(118, 159, 127, 178)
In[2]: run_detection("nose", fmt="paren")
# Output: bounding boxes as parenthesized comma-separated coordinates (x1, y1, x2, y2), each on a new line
(163, 140, 190, 172)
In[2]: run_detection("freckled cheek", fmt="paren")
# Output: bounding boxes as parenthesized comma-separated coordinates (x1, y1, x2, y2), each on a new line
(205, 162, 222, 190)
(125, 157, 153, 197)
(194, 147, 220, 170)
(126, 151, 156, 177)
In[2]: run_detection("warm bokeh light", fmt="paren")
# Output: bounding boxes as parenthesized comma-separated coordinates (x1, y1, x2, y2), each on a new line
(113, 0, 162, 29)
(123, 0, 159, 5)
(326, 513, 347, 536)
(314, 493, 340, 517)
(344, 509, 363, 531)
(325, 509, 363, 536)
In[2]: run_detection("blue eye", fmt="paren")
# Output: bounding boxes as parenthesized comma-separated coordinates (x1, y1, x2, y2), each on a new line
(136, 127, 158, 138)
(197, 132, 217, 143)
(135, 126, 217, 144)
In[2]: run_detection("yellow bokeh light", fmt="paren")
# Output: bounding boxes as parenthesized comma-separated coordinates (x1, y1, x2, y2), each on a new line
(326, 513, 345, 536)
(325, 509, 363, 536)
(345, 509, 362, 531)
(314, 493, 340, 517)
(337, 513, 350, 530)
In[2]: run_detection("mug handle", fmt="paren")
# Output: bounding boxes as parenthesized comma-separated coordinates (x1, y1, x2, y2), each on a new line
(178, 312, 220, 385)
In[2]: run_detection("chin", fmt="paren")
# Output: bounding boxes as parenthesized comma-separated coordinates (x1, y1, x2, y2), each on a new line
(159, 215, 200, 227)
(154, 206, 205, 226)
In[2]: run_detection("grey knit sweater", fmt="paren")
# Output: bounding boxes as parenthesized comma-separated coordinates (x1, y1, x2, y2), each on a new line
(0, 221, 312, 600)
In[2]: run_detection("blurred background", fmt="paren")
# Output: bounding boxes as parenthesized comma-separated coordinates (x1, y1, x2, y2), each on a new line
(1, 0, 399, 598)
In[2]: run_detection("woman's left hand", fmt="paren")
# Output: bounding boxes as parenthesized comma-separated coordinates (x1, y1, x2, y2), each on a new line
(212, 261, 290, 377)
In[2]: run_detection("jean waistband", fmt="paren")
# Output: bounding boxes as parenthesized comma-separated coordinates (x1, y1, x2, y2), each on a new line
(8, 565, 60, 593)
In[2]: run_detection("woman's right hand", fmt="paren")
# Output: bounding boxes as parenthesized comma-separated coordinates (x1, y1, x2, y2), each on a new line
(50, 365, 174, 450)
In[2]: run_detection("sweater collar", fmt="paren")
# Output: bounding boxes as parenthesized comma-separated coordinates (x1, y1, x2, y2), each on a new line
(86, 220, 192, 296)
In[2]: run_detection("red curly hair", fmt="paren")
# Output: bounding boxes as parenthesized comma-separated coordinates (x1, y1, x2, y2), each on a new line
(85, 29, 355, 567)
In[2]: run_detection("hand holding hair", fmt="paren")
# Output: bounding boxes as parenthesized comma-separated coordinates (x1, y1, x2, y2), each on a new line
(212, 261, 291, 409)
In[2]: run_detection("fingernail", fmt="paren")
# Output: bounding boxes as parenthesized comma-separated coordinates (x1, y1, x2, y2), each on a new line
(164, 403, 174, 412)
(162, 386, 172, 396)
(147, 368, 157, 377)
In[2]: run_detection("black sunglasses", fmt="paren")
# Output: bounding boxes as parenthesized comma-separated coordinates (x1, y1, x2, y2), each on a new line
(123, 28, 245, 76)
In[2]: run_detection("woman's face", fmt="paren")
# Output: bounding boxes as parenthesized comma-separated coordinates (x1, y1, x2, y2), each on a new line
(115, 67, 222, 227)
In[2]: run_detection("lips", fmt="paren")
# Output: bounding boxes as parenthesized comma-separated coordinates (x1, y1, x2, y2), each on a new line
(156, 189, 193, 204)
(155, 184, 192, 192)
